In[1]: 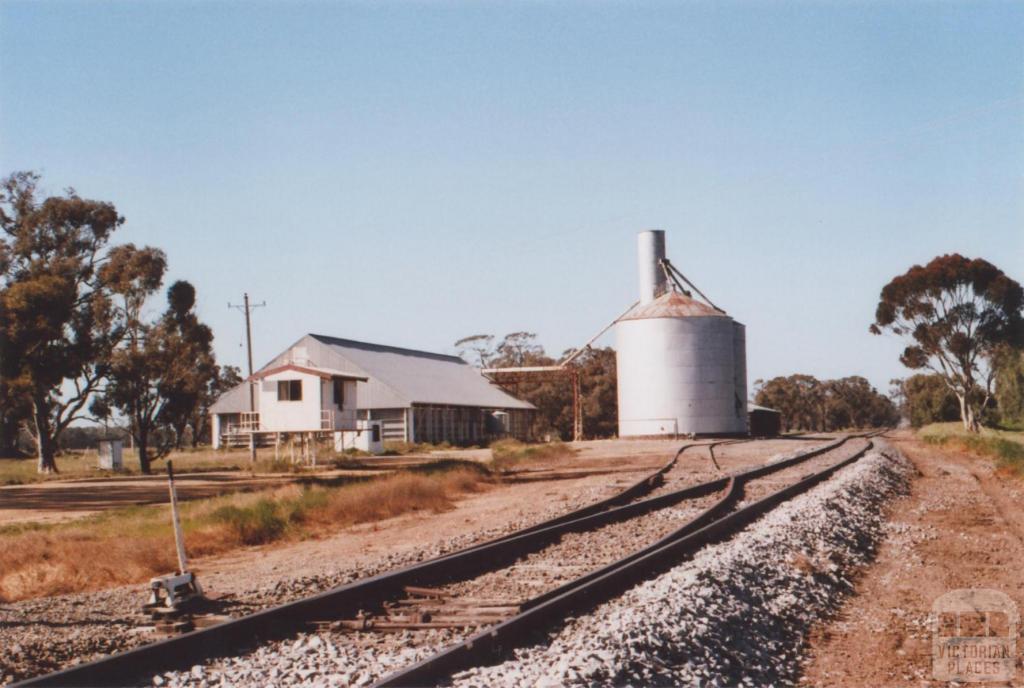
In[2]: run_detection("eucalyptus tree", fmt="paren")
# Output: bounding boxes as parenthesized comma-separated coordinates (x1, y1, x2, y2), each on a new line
(455, 332, 620, 439)
(892, 374, 961, 428)
(871, 254, 1023, 432)
(0, 376, 29, 457)
(993, 346, 1024, 426)
(155, 281, 218, 452)
(97, 245, 168, 474)
(454, 334, 495, 368)
(0, 172, 160, 473)
(186, 364, 242, 448)
(101, 278, 216, 473)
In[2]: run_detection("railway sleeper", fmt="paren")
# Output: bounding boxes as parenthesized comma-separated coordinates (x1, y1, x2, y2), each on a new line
(391, 598, 520, 609)
(386, 604, 519, 617)
(375, 440, 875, 687)
(12, 435, 859, 688)
(316, 610, 520, 632)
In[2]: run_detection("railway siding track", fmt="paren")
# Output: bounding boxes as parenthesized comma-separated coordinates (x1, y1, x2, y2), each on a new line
(374, 435, 877, 687)
(158, 437, 872, 688)
(450, 443, 911, 687)
(8, 444, 691, 688)
(13, 434, 869, 688)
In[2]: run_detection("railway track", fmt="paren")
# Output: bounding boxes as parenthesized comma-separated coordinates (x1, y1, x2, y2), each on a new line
(13, 433, 878, 687)
(375, 434, 879, 688)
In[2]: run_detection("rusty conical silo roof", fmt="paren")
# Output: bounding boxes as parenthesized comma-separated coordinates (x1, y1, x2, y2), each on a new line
(618, 290, 726, 321)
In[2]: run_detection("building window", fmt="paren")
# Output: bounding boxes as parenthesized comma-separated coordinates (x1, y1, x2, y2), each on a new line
(333, 378, 345, 407)
(371, 423, 381, 442)
(277, 379, 302, 401)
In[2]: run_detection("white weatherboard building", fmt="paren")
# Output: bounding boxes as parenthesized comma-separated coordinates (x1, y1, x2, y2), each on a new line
(616, 230, 748, 437)
(211, 334, 535, 449)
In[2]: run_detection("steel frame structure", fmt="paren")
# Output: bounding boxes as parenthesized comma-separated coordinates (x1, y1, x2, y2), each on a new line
(483, 366, 582, 441)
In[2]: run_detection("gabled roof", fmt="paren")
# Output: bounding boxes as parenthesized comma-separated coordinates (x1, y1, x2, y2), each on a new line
(211, 334, 536, 414)
(307, 334, 535, 410)
(249, 364, 368, 382)
(309, 334, 465, 364)
(210, 380, 256, 415)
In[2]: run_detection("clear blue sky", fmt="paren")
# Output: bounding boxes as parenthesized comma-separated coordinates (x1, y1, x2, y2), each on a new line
(2, 1, 1022, 394)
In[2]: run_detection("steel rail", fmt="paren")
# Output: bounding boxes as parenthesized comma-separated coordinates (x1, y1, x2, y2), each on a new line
(13, 435, 846, 688)
(9, 465, 726, 688)
(523, 475, 742, 612)
(6, 441, 703, 688)
(426, 435, 770, 564)
(375, 437, 875, 687)
(444, 438, 709, 557)
(411, 437, 754, 570)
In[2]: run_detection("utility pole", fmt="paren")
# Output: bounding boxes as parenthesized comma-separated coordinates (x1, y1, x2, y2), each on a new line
(230, 293, 266, 465)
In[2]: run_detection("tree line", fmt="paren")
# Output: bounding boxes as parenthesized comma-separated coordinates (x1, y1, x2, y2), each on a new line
(460, 335, 907, 437)
(754, 256, 1024, 435)
(7, 171, 1017, 471)
(455, 332, 617, 439)
(891, 348, 1024, 430)
(752, 375, 898, 432)
(0, 172, 238, 473)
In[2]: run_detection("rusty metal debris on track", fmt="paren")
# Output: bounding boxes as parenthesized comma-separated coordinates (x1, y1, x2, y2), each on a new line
(13, 434, 874, 688)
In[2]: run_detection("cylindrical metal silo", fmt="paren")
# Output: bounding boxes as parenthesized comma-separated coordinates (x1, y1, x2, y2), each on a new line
(616, 232, 748, 437)
(732, 321, 749, 432)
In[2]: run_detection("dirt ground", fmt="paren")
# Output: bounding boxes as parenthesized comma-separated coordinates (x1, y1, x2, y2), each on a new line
(0, 437, 792, 527)
(191, 439, 678, 594)
(800, 431, 1024, 687)
(0, 436, 825, 684)
(0, 450, 501, 527)
(0, 440, 673, 527)
(181, 437, 814, 599)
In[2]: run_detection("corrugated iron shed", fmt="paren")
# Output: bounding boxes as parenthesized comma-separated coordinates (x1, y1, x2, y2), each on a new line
(305, 334, 535, 410)
(748, 403, 782, 436)
(212, 334, 535, 414)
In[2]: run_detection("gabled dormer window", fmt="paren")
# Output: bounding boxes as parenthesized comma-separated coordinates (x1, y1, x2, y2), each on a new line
(277, 380, 302, 401)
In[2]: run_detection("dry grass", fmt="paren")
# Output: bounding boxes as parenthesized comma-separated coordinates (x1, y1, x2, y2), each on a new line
(0, 463, 490, 602)
(299, 468, 485, 527)
(489, 439, 576, 471)
(0, 531, 180, 601)
(919, 423, 1024, 477)
(381, 440, 466, 455)
(0, 447, 271, 485)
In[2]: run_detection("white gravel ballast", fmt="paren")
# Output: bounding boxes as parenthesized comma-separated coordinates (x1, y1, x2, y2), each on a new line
(452, 447, 913, 688)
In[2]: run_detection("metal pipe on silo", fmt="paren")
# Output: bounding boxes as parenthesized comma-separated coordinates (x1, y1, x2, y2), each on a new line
(636, 230, 667, 304)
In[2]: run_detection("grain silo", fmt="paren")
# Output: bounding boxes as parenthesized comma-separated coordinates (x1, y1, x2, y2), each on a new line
(616, 230, 748, 437)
